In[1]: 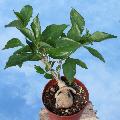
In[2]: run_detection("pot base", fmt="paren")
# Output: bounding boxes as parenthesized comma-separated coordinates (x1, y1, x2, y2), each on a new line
(40, 101, 99, 120)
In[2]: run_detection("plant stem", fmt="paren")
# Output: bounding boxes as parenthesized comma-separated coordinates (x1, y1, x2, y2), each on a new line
(40, 52, 76, 108)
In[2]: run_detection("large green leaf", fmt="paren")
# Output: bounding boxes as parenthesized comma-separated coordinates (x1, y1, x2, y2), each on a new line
(20, 5, 33, 26)
(31, 54, 42, 61)
(56, 37, 81, 47)
(39, 42, 52, 48)
(3, 38, 23, 50)
(84, 46, 105, 62)
(5, 53, 40, 69)
(62, 57, 87, 84)
(38, 42, 53, 53)
(47, 47, 72, 59)
(19, 28, 35, 42)
(70, 8, 85, 34)
(26, 39, 36, 53)
(14, 45, 32, 54)
(14, 11, 23, 21)
(42, 24, 68, 47)
(34, 65, 45, 74)
(47, 38, 80, 59)
(79, 29, 92, 45)
(5, 20, 23, 28)
(31, 15, 41, 42)
(62, 58, 76, 84)
(67, 24, 81, 42)
(5, 5, 33, 28)
(73, 59, 88, 69)
(61, 32, 66, 37)
(90, 31, 117, 42)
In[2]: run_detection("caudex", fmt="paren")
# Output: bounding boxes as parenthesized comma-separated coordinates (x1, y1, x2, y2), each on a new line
(3, 5, 117, 108)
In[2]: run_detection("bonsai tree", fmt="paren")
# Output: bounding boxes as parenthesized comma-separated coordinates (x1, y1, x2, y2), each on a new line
(3, 5, 117, 112)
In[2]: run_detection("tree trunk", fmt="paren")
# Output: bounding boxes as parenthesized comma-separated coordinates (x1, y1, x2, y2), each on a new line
(40, 101, 99, 120)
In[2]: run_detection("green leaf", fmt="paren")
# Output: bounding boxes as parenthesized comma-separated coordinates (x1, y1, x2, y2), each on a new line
(18, 63, 22, 68)
(5, 5, 33, 28)
(38, 42, 53, 53)
(74, 59, 88, 69)
(31, 54, 41, 61)
(47, 47, 71, 59)
(61, 33, 66, 37)
(67, 24, 81, 42)
(70, 8, 85, 34)
(47, 38, 80, 59)
(3, 38, 23, 50)
(62, 57, 87, 84)
(19, 28, 35, 42)
(12, 5, 33, 27)
(79, 29, 92, 44)
(34, 65, 45, 74)
(90, 31, 117, 42)
(5, 20, 23, 28)
(26, 39, 35, 53)
(5, 53, 40, 69)
(39, 42, 53, 48)
(42, 24, 68, 47)
(63, 58, 76, 84)
(14, 45, 32, 54)
(31, 15, 41, 42)
(84, 46, 105, 62)
(14, 11, 23, 21)
(44, 73, 52, 79)
(56, 37, 81, 47)
(20, 5, 33, 26)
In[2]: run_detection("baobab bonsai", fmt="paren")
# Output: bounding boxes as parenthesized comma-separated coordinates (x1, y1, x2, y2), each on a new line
(3, 5, 117, 120)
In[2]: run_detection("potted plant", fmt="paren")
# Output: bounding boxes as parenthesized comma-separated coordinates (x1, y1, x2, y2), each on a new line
(3, 5, 117, 120)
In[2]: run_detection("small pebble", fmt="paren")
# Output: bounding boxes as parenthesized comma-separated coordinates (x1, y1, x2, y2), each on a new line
(65, 109, 69, 113)
(50, 87, 55, 92)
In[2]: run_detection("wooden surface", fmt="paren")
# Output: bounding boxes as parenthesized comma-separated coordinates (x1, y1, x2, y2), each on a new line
(40, 102, 99, 120)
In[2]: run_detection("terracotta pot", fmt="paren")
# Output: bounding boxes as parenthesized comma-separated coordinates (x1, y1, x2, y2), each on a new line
(42, 77, 89, 120)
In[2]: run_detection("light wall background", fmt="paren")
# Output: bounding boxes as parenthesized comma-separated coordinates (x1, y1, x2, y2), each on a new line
(0, 0, 120, 120)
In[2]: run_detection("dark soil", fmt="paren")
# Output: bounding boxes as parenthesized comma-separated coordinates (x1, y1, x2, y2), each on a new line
(43, 79, 88, 116)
